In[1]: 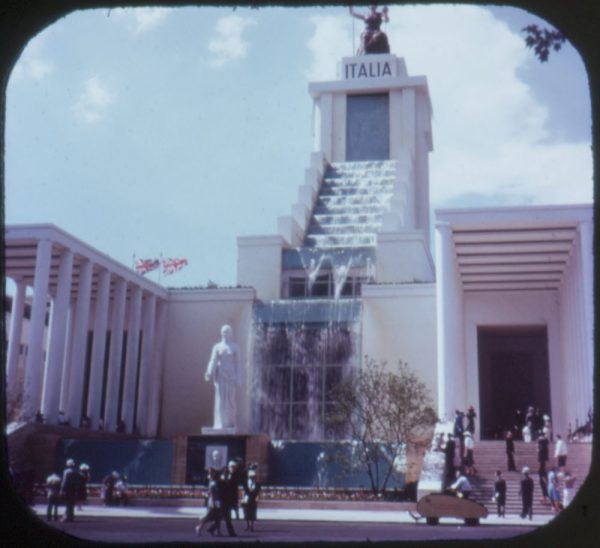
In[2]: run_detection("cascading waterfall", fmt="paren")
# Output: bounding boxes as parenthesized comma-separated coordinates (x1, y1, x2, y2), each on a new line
(252, 300, 361, 441)
(252, 161, 397, 442)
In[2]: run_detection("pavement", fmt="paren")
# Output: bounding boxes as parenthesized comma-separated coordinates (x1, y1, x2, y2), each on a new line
(31, 502, 556, 527)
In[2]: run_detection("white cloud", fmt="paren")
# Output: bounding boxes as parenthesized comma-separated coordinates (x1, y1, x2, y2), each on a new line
(306, 6, 593, 207)
(111, 7, 172, 35)
(208, 15, 256, 68)
(72, 76, 115, 124)
(305, 16, 352, 80)
(11, 35, 53, 82)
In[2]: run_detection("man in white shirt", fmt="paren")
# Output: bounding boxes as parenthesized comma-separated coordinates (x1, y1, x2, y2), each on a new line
(554, 434, 568, 470)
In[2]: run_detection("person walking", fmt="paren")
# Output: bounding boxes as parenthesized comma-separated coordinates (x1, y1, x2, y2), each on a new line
(453, 410, 466, 466)
(494, 470, 506, 518)
(519, 467, 534, 520)
(538, 467, 549, 505)
(242, 467, 261, 532)
(466, 405, 477, 435)
(114, 474, 129, 506)
(60, 459, 81, 522)
(196, 468, 222, 537)
(463, 431, 476, 475)
(505, 431, 517, 472)
(77, 463, 90, 511)
(547, 467, 561, 513)
(537, 432, 549, 475)
(218, 462, 238, 537)
(101, 471, 119, 506)
(45, 472, 61, 521)
(562, 472, 576, 508)
(554, 434, 568, 470)
(444, 434, 456, 487)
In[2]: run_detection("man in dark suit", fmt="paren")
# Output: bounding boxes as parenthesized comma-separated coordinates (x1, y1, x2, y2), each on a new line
(519, 467, 534, 520)
(218, 462, 238, 537)
(494, 470, 507, 517)
(444, 434, 456, 487)
(505, 431, 517, 472)
(60, 459, 82, 522)
(537, 432, 549, 474)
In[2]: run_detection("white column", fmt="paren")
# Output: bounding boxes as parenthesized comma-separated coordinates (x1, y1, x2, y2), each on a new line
(435, 222, 464, 422)
(41, 249, 74, 424)
(148, 299, 168, 436)
(122, 286, 143, 433)
(66, 259, 94, 425)
(573, 251, 586, 424)
(87, 269, 111, 429)
(578, 220, 594, 416)
(6, 278, 27, 414)
(21, 239, 52, 422)
(104, 278, 127, 432)
(137, 294, 157, 435)
(59, 300, 76, 414)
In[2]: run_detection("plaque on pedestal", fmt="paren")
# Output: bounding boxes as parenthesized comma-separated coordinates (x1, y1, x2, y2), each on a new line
(201, 427, 238, 435)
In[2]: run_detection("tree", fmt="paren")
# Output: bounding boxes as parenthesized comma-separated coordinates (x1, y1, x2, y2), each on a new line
(326, 356, 438, 496)
(522, 24, 566, 62)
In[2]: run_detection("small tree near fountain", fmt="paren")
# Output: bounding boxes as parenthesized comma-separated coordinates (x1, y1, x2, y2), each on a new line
(327, 356, 438, 497)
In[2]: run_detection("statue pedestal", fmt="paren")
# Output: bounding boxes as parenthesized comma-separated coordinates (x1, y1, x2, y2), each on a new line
(180, 433, 271, 485)
(201, 427, 238, 435)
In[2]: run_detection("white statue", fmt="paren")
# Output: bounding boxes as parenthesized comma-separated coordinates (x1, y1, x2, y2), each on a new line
(205, 325, 240, 430)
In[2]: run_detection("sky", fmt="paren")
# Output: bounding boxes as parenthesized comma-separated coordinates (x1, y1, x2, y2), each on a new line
(4, 4, 593, 290)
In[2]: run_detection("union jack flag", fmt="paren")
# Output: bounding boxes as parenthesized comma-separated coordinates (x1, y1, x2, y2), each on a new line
(135, 258, 160, 275)
(163, 257, 189, 275)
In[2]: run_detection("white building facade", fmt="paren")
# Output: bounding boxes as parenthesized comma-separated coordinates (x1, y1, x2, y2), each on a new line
(4, 54, 594, 444)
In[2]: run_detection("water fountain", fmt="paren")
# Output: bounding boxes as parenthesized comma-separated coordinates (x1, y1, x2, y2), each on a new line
(252, 160, 399, 443)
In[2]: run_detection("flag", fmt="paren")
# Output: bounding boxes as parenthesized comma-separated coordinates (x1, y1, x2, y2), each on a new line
(135, 258, 160, 275)
(163, 257, 189, 275)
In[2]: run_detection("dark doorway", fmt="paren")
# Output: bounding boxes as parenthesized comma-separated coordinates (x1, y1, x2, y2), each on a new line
(478, 326, 551, 440)
(346, 93, 389, 161)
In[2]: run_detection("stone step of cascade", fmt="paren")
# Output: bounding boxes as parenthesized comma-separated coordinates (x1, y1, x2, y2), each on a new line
(457, 441, 592, 516)
(303, 160, 399, 248)
(305, 234, 376, 248)
(319, 184, 394, 197)
(313, 213, 383, 226)
(327, 160, 398, 177)
(317, 194, 390, 207)
(307, 222, 383, 236)
(312, 204, 386, 216)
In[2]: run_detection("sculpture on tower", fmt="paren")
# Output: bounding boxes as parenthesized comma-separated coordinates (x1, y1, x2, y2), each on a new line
(349, 4, 390, 55)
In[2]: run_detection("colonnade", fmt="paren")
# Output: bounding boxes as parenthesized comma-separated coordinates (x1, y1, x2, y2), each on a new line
(5, 230, 168, 437)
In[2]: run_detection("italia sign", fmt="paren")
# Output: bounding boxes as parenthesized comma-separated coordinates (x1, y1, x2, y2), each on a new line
(344, 60, 393, 80)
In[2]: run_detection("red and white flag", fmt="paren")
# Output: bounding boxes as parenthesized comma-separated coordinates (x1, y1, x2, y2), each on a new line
(163, 257, 189, 275)
(135, 258, 160, 275)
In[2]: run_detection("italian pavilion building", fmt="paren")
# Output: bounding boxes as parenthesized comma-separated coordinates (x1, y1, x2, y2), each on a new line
(5, 53, 593, 449)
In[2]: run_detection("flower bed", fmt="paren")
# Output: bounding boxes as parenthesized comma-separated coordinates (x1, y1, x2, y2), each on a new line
(33, 484, 416, 502)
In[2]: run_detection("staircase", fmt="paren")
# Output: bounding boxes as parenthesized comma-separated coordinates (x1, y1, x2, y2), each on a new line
(468, 440, 592, 516)
(304, 161, 396, 248)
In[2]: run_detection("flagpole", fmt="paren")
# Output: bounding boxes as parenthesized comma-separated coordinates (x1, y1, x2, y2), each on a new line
(159, 252, 163, 285)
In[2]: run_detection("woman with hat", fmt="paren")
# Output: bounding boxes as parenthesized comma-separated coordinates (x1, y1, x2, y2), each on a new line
(242, 466, 261, 532)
